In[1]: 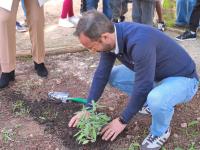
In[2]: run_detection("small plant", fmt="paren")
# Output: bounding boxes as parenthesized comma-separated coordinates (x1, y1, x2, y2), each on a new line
(161, 147, 167, 150)
(188, 142, 196, 150)
(12, 100, 30, 116)
(1, 128, 15, 143)
(74, 101, 110, 144)
(188, 120, 199, 127)
(39, 108, 58, 122)
(174, 147, 184, 150)
(185, 120, 199, 138)
(128, 142, 140, 150)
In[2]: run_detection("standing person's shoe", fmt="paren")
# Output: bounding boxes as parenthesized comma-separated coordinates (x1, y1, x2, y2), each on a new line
(176, 30, 197, 41)
(120, 16, 125, 22)
(0, 70, 15, 89)
(34, 62, 48, 77)
(141, 128, 171, 150)
(16, 21, 28, 32)
(58, 18, 75, 28)
(157, 22, 166, 32)
(69, 16, 80, 25)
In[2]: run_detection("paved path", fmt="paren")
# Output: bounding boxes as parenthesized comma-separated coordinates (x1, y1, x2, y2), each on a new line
(16, 0, 200, 74)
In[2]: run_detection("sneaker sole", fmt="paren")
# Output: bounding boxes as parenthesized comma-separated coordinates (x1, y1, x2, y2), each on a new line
(175, 37, 197, 41)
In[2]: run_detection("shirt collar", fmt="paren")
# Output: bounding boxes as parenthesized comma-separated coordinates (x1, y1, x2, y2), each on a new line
(110, 26, 119, 54)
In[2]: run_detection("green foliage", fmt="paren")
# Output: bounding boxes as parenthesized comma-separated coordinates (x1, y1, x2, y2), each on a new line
(184, 120, 200, 138)
(188, 142, 196, 150)
(1, 128, 15, 143)
(161, 147, 167, 150)
(174, 147, 184, 150)
(128, 142, 140, 150)
(12, 100, 30, 116)
(162, 0, 176, 27)
(74, 101, 110, 144)
(188, 120, 199, 127)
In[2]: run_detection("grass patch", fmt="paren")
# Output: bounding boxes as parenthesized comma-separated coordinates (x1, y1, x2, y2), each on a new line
(17, 55, 32, 62)
(1, 128, 15, 143)
(12, 100, 30, 116)
(128, 141, 140, 150)
(163, 0, 176, 27)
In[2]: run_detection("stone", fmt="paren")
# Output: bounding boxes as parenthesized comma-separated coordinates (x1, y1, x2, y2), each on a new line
(108, 107, 115, 111)
(181, 123, 187, 128)
(173, 133, 178, 138)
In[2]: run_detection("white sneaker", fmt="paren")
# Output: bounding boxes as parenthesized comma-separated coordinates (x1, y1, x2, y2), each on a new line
(58, 18, 75, 28)
(141, 128, 171, 150)
(68, 16, 80, 25)
(139, 105, 151, 115)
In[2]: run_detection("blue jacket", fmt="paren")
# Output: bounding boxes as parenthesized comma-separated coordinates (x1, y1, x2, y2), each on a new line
(87, 22, 198, 123)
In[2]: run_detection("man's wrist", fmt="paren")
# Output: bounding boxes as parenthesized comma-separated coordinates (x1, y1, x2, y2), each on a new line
(118, 116, 128, 124)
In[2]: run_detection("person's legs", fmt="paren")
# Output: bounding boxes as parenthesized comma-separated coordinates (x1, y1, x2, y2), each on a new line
(108, 64, 135, 96)
(103, 0, 112, 20)
(68, 0, 74, 17)
(132, 0, 142, 23)
(176, 0, 188, 26)
(0, 0, 19, 73)
(141, 0, 156, 25)
(141, 77, 198, 149)
(189, 0, 200, 32)
(156, 0, 163, 23)
(0, 0, 19, 88)
(187, 0, 197, 24)
(86, 0, 99, 10)
(61, 0, 74, 18)
(80, 0, 87, 13)
(147, 77, 199, 136)
(24, 0, 45, 64)
(156, 0, 166, 31)
(176, 0, 200, 41)
(25, 0, 48, 77)
(109, 0, 120, 21)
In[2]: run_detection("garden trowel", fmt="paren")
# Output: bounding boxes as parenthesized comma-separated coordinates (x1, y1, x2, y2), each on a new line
(48, 92, 87, 104)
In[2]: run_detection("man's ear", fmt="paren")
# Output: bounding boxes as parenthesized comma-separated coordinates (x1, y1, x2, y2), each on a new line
(101, 32, 110, 42)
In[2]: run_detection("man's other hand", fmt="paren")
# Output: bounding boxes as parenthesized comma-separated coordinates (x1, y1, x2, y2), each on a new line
(101, 118, 127, 141)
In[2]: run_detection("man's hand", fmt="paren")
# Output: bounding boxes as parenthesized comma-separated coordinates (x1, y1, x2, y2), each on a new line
(68, 110, 90, 127)
(101, 118, 127, 141)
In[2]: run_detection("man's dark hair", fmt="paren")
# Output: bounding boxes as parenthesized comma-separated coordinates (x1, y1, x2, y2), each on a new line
(74, 10, 115, 41)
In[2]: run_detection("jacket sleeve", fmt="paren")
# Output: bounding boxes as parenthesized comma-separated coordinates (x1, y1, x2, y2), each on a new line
(86, 52, 116, 106)
(121, 41, 156, 123)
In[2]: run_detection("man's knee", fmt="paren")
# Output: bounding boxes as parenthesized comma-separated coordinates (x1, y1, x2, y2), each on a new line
(147, 91, 165, 112)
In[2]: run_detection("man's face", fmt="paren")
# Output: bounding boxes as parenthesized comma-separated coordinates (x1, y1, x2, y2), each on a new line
(79, 33, 114, 53)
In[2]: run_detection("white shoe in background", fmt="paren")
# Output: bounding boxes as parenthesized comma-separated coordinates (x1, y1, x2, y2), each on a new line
(69, 16, 80, 25)
(58, 18, 75, 28)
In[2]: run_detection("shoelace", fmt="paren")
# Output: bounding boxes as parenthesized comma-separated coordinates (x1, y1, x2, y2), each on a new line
(147, 134, 159, 143)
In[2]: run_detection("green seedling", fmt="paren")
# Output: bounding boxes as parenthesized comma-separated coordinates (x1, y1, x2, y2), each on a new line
(161, 147, 167, 150)
(74, 101, 110, 144)
(128, 142, 140, 150)
(188, 120, 199, 127)
(12, 100, 30, 116)
(39, 108, 58, 121)
(1, 128, 15, 143)
(174, 147, 184, 150)
(185, 120, 199, 138)
(188, 142, 196, 150)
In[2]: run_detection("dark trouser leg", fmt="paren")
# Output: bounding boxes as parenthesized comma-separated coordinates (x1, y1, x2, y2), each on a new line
(189, 0, 200, 32)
